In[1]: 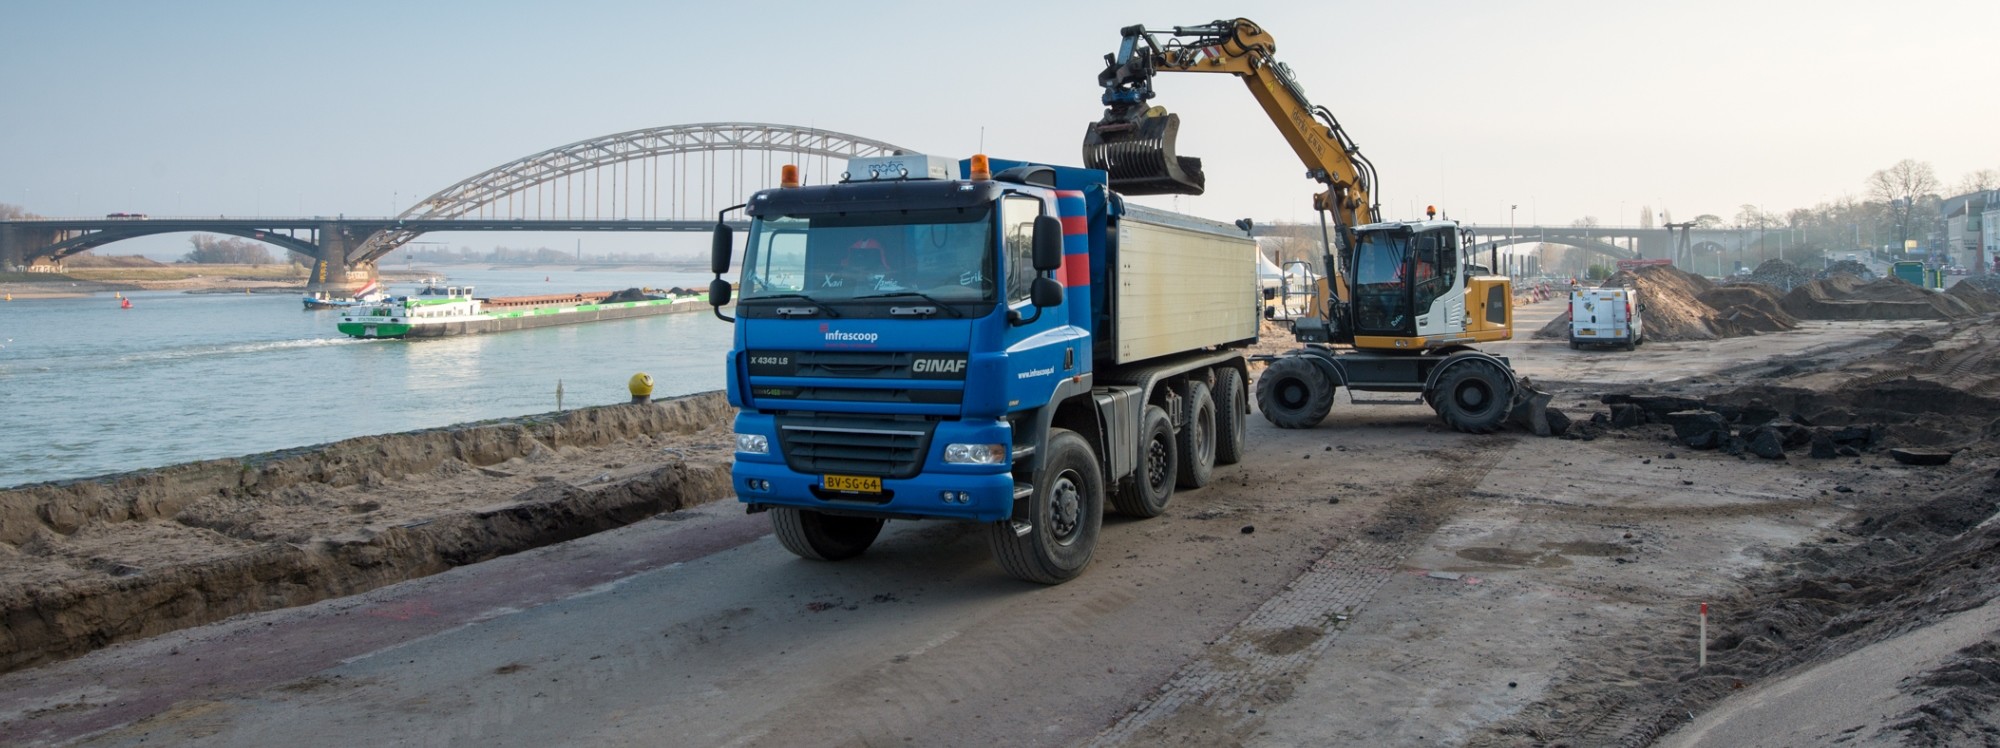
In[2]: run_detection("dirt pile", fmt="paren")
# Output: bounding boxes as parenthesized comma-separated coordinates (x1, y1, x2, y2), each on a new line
(1742, 258, 1813, 290)
(1699, 284, 1800, 335)
(0, 393, 737, 674)
(1533, 265, 1798, 341)
(1945, 280, 2000, 314)
(1818, 259, 1875, 280)
(1781, 274, 1977, 320)
(1955, 274, 2000, 294)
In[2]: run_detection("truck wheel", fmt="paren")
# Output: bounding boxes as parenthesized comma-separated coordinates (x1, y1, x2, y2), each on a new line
(1111, 405, 1176, 517)
(1213, 367, 1248, 466)
(1257, 356, 1334, 429)
(1177, 381, 1217, 488)
(1432, 360, 1513, 434)
(770, 507, 884, 561)
(987, 429, 1103, 584)
(1569, 340, 1581, 350)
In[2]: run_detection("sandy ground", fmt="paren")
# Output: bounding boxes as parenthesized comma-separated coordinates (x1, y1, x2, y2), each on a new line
(4, 295, 2000, 746)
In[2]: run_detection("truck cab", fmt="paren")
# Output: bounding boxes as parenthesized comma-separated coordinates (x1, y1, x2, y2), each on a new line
(708, 153, 1257, 584)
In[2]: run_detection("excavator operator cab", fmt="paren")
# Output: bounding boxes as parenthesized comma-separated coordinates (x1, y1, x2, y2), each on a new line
(1348, 223, 1463, 341)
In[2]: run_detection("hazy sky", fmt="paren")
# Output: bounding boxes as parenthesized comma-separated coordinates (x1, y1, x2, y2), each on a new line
(3, 0, 1995, 256)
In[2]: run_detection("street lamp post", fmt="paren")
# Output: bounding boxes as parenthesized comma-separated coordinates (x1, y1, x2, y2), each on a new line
(1509, 204, 1517, 278)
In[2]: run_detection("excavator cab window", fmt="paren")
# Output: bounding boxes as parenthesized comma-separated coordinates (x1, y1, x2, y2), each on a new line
(1412, 231, 1455, 314)
(1352, 231, 1412, 334)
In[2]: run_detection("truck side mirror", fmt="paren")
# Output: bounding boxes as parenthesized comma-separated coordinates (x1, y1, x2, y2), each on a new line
(709, 278, 732, 307)
(1032, 215, 1063, 271)
(1263, 287, 1277, 300)
(710, 223, 734, 275)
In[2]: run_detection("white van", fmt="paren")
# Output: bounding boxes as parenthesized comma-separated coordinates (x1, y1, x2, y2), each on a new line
(1569, 286, 1644, 350)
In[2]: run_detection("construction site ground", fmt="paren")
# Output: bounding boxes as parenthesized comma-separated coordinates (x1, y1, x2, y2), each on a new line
(5, 300, 1999, 746)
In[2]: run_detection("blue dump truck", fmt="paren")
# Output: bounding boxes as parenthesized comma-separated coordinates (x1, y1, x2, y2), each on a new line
(706, 153, 1258, 583)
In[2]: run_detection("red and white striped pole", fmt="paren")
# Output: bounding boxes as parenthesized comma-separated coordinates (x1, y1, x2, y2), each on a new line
(1698, 602, 1709, 669)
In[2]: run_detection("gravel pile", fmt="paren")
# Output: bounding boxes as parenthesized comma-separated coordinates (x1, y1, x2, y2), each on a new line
(1818, 260, 1874, 280)
(1743, 258, 1813, 291)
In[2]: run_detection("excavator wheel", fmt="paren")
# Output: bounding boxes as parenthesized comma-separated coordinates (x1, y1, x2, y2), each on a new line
(1432, 360, 1513, 434)
(1256, 356, 1335, 429)
(1082, 109, 1206, 196)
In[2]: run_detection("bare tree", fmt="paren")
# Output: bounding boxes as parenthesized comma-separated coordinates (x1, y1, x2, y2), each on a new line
(1868, 159, 1940, 249)
(1570, 216, 1600, 229)
(1693, 214, 1724, 229)
(1637, 205, 1655, 229)
(1956, 169, 1999, 195)
(0, 203, 34, 220)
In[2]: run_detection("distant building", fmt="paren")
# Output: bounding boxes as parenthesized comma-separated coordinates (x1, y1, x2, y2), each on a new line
(1940, 190, 1996, 271)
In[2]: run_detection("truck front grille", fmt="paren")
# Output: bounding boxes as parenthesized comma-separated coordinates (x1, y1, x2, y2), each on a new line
(775, 416, 934, 479)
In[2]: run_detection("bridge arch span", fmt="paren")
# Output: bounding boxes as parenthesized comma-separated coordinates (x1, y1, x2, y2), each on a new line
(357, 122, 916, 263)
(43, 227, 319, 262)
(1470, 235, 1636, 262)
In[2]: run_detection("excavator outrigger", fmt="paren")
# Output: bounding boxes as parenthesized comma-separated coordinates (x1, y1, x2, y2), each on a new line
(1085, 18, 1552, 434)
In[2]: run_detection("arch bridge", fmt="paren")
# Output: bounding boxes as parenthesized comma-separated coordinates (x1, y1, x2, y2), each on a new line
(0, 123, 914, 290)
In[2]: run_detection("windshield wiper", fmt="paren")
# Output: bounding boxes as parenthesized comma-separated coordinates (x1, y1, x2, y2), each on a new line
(853, 290, 966, 318)
(751, 293, 839, 318)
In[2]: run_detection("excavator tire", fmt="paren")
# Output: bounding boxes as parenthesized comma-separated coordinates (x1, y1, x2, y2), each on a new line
(770, 508, 884, 561)
(1213, 367, 1248, 465)
(1433, 360, 1512, 434)
(1176, 381, 1217, 489)
(1111, 405, 1177, 517)
(1257, 356, 1335, 429)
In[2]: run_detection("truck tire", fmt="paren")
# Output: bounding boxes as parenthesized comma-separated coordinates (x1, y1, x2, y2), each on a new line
(987, 429, 1103, 584)
(1111, 405, 1176, 517)
(1568, 339, 1581, 350)
(1176, 381, 1217, 489)
(1432, 360, 1512, 434)
(1213, 367, 1247, 466)
(1257, 356, 1334, 429)
(770, 507, 884, 561)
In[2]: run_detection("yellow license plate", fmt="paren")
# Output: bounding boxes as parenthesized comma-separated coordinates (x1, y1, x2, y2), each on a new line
(1579, 330, 1596, 335)
(823, 474, 882, 493)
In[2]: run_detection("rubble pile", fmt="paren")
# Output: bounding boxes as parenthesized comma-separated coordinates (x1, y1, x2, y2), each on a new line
(1781, 274, 1977, 320)
(1954, 274, 2000, 294)
(1742, 258, 1813, 290)
(1817, 260, 1875, 280)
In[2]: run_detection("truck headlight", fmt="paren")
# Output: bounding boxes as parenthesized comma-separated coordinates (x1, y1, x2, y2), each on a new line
(943, 443, 1006, 465)
(736, 433, 769, 455)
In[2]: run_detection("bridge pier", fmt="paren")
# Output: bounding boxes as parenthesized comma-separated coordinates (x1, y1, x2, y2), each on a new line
(0, 224, 59, 272)
(305, 222, 378, 294)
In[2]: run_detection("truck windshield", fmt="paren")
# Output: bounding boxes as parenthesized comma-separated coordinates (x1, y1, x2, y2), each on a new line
(739, 208, 997, 305)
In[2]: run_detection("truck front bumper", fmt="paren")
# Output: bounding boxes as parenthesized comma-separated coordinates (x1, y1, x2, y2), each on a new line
(733, 461, 1017, 523)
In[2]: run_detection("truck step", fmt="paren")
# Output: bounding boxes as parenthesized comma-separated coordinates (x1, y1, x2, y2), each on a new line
(1013, 482, 1034, 501)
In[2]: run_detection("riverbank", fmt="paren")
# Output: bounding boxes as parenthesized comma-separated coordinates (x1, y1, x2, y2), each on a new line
(0, 392, 735, 674)
(0, 266, 437, 300)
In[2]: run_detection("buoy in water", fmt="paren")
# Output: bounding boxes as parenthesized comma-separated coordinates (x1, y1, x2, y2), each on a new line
(120, 298, 132, 309)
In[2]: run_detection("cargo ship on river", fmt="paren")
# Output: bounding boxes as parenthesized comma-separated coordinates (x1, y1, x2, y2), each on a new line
(336, 286, 709, 339)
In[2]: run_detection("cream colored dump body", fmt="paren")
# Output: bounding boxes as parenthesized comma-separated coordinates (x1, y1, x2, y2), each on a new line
(1112, 203, 1259, 364)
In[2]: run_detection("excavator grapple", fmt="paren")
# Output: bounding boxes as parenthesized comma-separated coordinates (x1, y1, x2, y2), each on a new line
(1082, 108, 1206, 196)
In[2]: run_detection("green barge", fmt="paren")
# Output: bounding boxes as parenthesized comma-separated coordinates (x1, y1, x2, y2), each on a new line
(336, 286, 709, 338)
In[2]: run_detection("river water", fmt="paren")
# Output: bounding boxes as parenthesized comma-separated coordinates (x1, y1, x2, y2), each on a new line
(0, 267, 733, 488)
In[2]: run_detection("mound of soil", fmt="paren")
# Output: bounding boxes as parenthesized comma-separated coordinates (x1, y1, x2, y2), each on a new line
(1781, 275, 1977, 320)
(0, 393, 737, 674)
(1534, 265, 1788, 342)
(1945, 281, 2000, 314)
(1700, 284, 1800, 335)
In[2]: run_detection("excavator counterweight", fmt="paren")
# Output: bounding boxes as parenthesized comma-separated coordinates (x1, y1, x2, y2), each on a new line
(1082, 108, 1206, 195)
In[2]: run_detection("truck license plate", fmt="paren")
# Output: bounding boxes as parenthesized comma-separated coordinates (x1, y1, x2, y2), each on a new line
(823, 474, 881, 493)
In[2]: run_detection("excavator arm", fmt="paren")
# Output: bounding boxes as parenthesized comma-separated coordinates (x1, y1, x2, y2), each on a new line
(1084, 18, 1381, 230)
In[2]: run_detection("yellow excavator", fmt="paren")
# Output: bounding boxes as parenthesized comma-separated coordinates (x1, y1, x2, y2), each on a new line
(1084, 18, 1548, 434)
